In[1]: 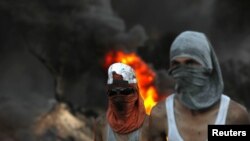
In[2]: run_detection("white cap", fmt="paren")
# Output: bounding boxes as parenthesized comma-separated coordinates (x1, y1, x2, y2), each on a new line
(107, 63, 137, 84)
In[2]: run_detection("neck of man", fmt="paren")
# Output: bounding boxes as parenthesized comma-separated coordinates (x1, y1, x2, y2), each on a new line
(174, 96, 220, 116)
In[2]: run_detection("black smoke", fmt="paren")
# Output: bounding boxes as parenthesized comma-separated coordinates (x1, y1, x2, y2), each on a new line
(0, 0, 147, 140)
(1, 0, 250, 140)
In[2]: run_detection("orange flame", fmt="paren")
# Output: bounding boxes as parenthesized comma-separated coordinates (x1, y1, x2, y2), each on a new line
(104, 50, 164, 115)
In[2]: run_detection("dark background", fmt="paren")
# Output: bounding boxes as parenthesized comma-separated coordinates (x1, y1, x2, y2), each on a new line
(0, 0, 250, 140)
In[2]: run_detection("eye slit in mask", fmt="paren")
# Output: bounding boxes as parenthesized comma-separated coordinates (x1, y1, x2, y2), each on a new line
(108, 88, 135, 96)
(185, 59, 201, 67)
(170, 58, 202, 69)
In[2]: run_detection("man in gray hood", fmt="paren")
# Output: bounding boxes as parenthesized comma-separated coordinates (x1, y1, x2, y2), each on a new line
(149, 31, 250, 141)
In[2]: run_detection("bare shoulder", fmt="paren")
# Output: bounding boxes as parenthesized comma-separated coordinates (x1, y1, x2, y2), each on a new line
(227, 99, 250, 124)
(142, 115, 149, 127)
(148, 99, 168, 141)
(150, 100, 167, 119)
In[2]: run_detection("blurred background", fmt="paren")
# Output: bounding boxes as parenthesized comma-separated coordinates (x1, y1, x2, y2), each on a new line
(0, 0, 250, 140)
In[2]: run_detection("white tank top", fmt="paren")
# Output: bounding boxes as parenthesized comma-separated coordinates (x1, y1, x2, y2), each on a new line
(106, 124, 140, 141)
(166, 94, 230, 141)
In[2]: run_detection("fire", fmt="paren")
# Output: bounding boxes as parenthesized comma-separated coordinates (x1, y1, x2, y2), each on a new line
(104, 50, 164, 114)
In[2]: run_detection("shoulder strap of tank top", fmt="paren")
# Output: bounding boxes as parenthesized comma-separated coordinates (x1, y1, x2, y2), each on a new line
(165, 94, 184, 141)
(215, 94, 230, 124)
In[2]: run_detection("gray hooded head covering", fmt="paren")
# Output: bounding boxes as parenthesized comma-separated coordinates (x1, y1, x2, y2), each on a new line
(169, 31, 224, 110)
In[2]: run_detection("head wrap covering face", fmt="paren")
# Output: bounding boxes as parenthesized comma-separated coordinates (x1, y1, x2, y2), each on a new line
(169, 31, 224, 110)
(106, 63, 145, 134)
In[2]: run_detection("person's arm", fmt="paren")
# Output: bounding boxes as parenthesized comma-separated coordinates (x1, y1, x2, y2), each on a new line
(148, 101, 168, 141)
(227, 100, 250, 124)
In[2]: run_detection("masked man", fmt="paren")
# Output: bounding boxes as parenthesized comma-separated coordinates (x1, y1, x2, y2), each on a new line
(94, 62, 148, 141)
(149, 31, 250, 141)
